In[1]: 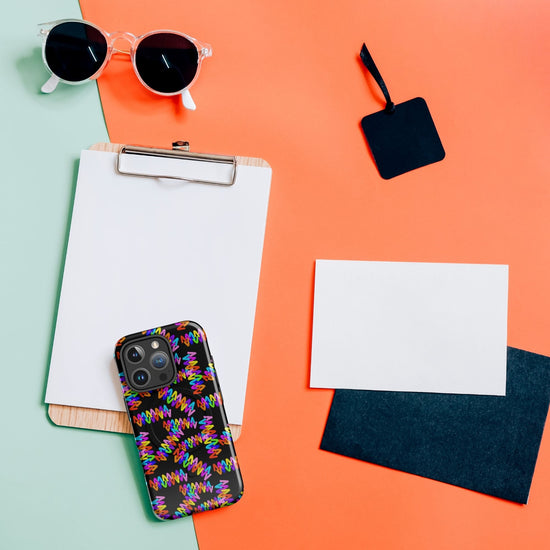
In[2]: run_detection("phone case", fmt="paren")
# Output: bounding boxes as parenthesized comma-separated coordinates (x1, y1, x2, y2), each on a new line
(114, 321, 244, 520)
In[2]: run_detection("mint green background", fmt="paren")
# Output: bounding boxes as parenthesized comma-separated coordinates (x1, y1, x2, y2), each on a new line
(0, 2, 198, 548)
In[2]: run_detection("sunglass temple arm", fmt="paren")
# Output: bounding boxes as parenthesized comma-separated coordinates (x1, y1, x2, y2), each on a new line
(41, 74, 60, 93)
(181, 89, 196, 110)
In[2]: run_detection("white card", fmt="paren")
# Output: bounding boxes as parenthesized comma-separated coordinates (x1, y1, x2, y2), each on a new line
(45, 150, 271, 425)
(310, 260, 508, 395)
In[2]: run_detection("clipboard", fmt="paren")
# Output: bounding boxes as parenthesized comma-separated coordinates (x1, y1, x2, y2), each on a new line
(46, 142, 272, 441)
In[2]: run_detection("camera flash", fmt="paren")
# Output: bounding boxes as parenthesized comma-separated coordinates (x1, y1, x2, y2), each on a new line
(151, 340, 160, 349)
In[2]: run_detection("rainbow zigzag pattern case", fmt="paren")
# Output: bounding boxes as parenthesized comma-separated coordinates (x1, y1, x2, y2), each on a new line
(114, 321, 244, 520)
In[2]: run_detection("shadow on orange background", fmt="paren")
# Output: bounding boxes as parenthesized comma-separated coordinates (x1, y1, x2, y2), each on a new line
(78, 1, 550, 548)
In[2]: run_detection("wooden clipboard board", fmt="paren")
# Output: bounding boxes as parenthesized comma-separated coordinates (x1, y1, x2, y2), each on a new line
(47, 142, 271, 440)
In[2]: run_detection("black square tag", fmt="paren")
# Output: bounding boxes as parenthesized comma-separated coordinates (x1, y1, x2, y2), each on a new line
(361, 97, 445, 179)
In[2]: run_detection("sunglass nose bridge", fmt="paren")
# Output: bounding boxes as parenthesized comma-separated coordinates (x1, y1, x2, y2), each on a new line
(109, 31, 137, 55)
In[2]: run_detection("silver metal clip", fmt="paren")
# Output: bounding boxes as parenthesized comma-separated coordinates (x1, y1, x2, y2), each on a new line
(116, 142, 238, 186)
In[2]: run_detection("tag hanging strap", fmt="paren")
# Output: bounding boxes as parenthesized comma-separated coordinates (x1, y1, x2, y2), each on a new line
(360, 43, 395, 113)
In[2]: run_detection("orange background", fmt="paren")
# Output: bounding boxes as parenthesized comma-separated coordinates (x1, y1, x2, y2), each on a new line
(78, 0, 550, 547)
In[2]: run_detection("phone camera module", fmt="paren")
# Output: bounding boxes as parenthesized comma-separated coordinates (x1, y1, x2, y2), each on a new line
(132, 369, 150, 387)
(126, 346, 144, 363)
(150, 351, 169, 370)
(122, 339, 175, 391)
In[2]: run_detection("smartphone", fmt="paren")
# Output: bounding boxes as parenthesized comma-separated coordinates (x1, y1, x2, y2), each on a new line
(114, 320, 244, 520)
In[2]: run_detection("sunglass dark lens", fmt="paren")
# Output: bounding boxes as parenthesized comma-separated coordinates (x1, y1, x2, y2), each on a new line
(45, 22, 107, 82)
(135, 33, 198, 94)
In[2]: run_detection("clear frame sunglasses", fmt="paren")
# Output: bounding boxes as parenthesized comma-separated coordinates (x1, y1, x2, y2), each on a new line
(38, 19, 212, 110)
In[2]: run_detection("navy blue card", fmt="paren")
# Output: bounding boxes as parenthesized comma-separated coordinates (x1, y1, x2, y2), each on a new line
(321, 347, 550, 503)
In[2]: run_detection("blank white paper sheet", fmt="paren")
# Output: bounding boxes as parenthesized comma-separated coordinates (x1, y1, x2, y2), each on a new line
(45, 150, 271, 425)
(310, 260, 509, 395)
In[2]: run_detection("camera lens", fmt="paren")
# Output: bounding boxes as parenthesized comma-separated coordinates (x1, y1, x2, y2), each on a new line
(126, 346, 144, 363)
(150, 351, 169, 370)
(132, 369, 150, 387)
